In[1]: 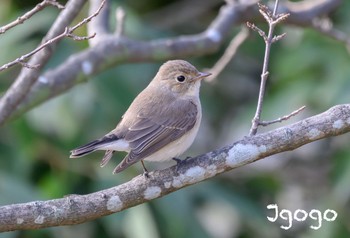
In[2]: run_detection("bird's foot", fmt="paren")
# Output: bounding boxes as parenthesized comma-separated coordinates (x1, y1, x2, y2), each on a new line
(141, 160, 150, 178)
(172, 156, 191, 173)
(143, 171, 150, 178)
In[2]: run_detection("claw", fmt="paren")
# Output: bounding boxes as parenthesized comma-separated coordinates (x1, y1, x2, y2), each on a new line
(172, 157, 191, 173)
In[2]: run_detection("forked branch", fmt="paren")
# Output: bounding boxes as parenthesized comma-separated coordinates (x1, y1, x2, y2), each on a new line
(247, 1, 296, 136)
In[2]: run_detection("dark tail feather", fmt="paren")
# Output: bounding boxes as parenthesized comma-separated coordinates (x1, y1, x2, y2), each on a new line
(100, 150, 114, 167)
(70, 134, 119, 158)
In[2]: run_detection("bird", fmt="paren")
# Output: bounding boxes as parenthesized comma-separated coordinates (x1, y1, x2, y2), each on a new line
(70, 60, 210, 175)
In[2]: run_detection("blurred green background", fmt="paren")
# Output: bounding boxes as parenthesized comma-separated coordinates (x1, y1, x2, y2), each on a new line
(1, 0, 350, 237)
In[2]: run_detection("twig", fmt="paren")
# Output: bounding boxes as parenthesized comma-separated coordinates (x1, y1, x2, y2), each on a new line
(87, 0, 110, 46)
(0, 0, 105, 72)
(0, 104, 349, 231)
(1, 0, 343, 125)
(247, 1, 289, 136)
(0, 0, 64, 34)
(115, 7, 126, 37)
(259, 106, 306, 126)
(0, 27, 96, 72)
(0, 0, 103, 127)
(71, 0, 106, 33)
(206, 27, 249, 82)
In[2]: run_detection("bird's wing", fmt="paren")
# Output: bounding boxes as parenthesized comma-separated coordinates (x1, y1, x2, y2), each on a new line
(113, 99, 198, 173)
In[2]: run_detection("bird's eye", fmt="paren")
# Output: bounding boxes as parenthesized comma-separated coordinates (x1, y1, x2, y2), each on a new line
(176, 75, 186, 82)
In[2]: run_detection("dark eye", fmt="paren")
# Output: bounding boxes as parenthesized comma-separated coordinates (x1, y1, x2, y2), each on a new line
(176, 75, 186, 82)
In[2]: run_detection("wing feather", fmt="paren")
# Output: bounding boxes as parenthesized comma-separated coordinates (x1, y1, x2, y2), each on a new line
(113, 100, 198, 173)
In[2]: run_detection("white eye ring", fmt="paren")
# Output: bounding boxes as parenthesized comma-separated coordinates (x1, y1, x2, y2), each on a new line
(176, 75, 186, 82)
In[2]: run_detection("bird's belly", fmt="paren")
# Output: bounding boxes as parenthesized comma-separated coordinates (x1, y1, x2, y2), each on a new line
(143, 120, 200, 162)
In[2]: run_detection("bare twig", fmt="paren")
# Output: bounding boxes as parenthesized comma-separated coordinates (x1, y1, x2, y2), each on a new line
(0, 0, 88, 127)
(0, 0, 64, 34)
(71, 0, 106, 33)
(259, 106, 306, 126)
(246, 22, 267, 41)
(87, 0, 110, 46)
(206, 27, 249, 82)
(0, 0, 105, 126)
(248, 1, 290, 136)
(0, 104, 349, 231)
(0, 26, 96, 72)
(0, 0, 105, 72)
(115, 7, 126, 37)
(0, 0, 343, 125)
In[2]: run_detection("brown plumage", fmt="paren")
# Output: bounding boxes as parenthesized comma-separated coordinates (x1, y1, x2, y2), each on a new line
(70, 60, 210, 174)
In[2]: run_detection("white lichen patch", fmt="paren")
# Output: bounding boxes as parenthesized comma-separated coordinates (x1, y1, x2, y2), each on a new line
(307, 128, 323, 139)
(186, 166, 206, 178)
(144, 186, 161, 200)
(206, 29, 222, 43)
(38, 76, 48, 84)
(82, 61, 93, 75)
(106, 195, 123, 212)
(226, 144, 266, 168)
(333, 119, 344, 129)
(206, 164, 218, 177)
(34, 215, 45, 224)
(172, 166, 206, 188)
(17, 218, 24, 224)
(164, 181, 172, 189)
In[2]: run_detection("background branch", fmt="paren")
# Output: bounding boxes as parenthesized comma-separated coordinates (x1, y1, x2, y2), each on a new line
(0, 104, 349, 232)
(2, 0, 342, 125)
(0, 0, 87, 126)
(0, 0, 64, 34)
(87, 0, 110, 46)
(206, 27, 249, 83)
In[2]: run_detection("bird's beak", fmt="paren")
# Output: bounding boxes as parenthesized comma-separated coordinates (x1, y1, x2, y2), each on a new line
(194, 72, 211, 81)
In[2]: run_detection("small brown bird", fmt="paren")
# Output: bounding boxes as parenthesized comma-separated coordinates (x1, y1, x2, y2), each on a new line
(70, 60, 210, 175)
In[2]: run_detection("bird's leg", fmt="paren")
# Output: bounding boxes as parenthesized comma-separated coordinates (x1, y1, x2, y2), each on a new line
(141, 160, 149, 178)
(172, 157, 191, 172)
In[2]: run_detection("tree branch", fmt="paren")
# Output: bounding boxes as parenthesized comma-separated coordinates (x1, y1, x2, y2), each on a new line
(248, 1, 291, 136)
(0, 0, 64, 34)
(0, 0, 88, 126)
(281, 0, 342, 26)
(4, 0, 342, 124)
(206, 27, 249, 83)
(258, 105, 306, 126)
(0, 104, 349, 232)
(8, 1, 250, 123)
(87, 0, 110, 46)
(114, 7, 126, 37)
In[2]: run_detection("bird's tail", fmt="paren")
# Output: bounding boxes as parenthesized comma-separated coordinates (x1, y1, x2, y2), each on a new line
(70, 134, 119, 158)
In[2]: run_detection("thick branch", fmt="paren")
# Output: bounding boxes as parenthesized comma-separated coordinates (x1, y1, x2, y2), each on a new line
(0, 0, 87, 126)
(1, 104, 349, 232)
(8, 1, 250, 122)
(282, 0, 342, 26)
(6, 0, 341, 124)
